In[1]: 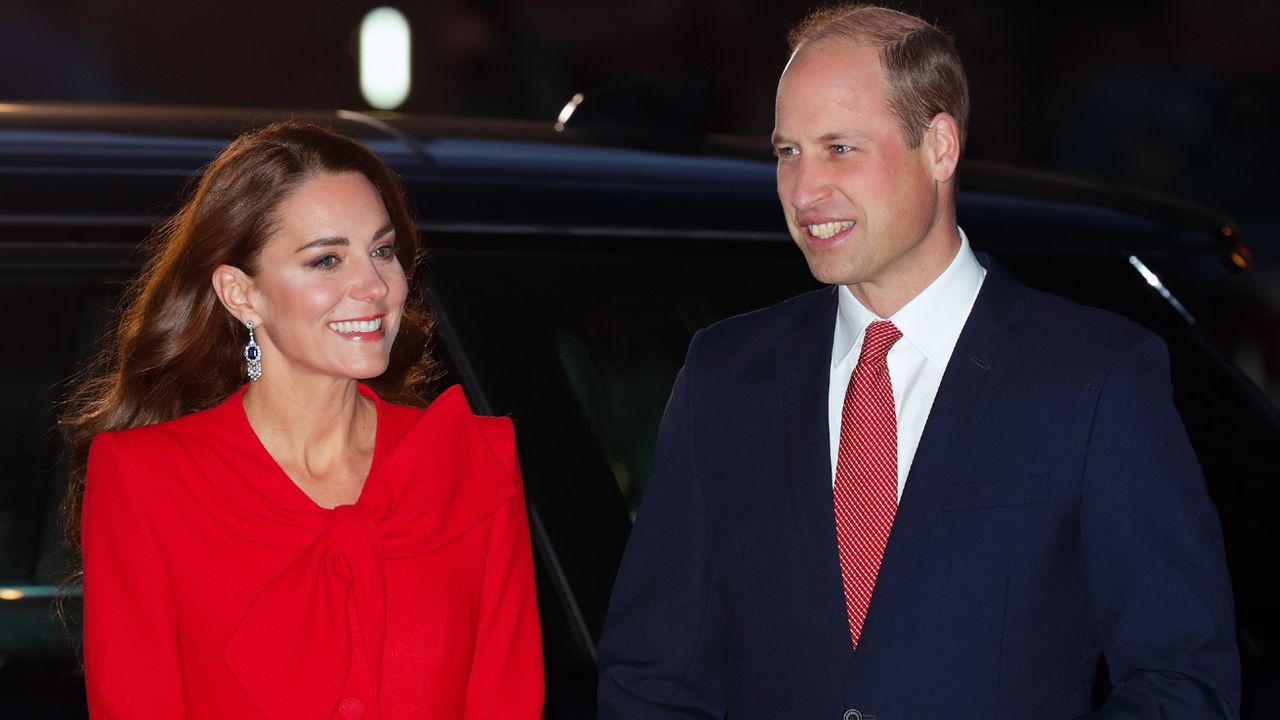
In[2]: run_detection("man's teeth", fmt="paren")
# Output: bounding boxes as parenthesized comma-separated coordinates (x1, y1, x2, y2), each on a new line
(807, 221, 855, 239)
(328, 317, 382, 334)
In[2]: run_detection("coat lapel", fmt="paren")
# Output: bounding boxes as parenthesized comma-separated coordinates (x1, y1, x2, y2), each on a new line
(775, 287, 853, 672)
(844, 255, 1025, 685)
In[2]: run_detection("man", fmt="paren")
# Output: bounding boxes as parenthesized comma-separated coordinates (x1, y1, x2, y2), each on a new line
(596, 4, 1240, 719)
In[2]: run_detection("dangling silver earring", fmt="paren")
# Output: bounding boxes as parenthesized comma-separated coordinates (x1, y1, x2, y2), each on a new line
(244, 320, 263, 382)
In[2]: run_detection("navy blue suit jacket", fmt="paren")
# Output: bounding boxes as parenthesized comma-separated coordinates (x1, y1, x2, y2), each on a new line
(598, 256, 1239, 719)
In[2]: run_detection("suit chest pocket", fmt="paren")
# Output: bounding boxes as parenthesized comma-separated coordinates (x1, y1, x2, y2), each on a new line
(942, 473, 1048, 511)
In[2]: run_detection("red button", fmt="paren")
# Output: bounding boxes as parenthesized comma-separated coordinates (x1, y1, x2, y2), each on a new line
(337, 697, 365, 719)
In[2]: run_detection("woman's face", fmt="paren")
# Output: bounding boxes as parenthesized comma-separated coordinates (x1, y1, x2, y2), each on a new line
(246, 171, 408, 383)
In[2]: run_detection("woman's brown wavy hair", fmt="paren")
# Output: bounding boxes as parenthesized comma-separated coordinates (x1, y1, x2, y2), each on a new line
(58, 120, 438, 582)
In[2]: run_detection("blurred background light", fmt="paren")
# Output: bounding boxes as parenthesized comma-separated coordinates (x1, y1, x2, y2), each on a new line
(555, 93, 584, 132)
(360, 7, 411, 110)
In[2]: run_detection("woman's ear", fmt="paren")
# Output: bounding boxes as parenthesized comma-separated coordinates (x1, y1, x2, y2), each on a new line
(211, 265, 262, 325)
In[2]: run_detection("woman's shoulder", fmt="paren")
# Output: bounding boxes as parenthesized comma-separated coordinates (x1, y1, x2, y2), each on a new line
(381, 384, 520, 486)
(379, 384, 503, 433)
(89, 391, 244, 468)
(432, 385, 514, 455)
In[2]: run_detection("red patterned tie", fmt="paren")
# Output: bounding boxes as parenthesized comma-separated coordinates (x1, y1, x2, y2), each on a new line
(834, 320, 902, 648)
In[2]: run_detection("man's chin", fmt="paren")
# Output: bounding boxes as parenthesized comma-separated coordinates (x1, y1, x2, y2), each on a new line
(802, 258, 860, 287)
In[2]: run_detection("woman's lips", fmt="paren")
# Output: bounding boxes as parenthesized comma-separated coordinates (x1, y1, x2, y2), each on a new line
(327, 315, 385, 340)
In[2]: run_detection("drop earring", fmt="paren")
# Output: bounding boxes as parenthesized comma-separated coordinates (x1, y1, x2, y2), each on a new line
(244, 320, 263, 382)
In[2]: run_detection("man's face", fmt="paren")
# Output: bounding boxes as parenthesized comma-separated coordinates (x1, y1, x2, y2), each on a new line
(773, 41, 951, 300)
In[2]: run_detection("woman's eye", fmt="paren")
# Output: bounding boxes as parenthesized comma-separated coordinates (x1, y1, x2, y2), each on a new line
(311, 254, 339, 270)
(371, 245, 395, 259)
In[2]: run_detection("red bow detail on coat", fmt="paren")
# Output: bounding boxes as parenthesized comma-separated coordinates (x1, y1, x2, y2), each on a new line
(220, 386, 520, 720)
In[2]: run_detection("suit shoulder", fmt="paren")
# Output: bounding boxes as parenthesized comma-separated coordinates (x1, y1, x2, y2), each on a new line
(692, 286, 833, 357)
(1016, 285, 1164, 364)
(1022, 286, 1151, 341)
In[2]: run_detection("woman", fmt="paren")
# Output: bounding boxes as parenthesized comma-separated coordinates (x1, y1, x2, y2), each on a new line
(61, 122, 544, 719)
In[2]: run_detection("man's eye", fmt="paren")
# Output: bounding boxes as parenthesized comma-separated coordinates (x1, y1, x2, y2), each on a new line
(774, 147, 798, 158)
(832, 145, 854, 154)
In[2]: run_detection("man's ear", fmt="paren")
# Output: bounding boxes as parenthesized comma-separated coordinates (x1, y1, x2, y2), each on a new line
(925, 112, 961, 184)
(211, 265, 262, 326)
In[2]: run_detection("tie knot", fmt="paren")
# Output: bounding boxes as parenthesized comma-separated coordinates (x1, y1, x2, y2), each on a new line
(859, 320, 902, 364)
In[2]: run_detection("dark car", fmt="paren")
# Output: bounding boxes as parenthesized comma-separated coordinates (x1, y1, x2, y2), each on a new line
(1, 103, 1276, 717)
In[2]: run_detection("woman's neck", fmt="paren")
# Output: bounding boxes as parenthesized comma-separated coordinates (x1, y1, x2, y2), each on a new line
(242, 376, 377, 508)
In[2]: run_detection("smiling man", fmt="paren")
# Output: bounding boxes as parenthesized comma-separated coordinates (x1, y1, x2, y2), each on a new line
(597, 4, 1240, 719)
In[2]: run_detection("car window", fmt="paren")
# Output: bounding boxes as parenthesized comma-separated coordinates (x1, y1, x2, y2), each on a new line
(427, 236, 821, 516)
(1139, 252, 1280, 412)
(0, 234, 137, 585)
(958, 193, 1278, 415)
(426, 234, 822, 674)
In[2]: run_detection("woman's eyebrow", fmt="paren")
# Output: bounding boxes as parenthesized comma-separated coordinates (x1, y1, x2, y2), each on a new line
(295, 236, 349, 253)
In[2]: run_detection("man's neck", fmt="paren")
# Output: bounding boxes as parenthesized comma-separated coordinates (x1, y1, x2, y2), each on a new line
(848, 228, 962, 318)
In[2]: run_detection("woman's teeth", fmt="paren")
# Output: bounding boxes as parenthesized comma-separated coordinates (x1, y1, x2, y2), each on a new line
(328, 317, 382, 334)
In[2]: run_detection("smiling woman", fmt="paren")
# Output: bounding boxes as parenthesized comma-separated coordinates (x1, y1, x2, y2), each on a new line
(58, 122, 544, 718)
(212, 171, 410, 396)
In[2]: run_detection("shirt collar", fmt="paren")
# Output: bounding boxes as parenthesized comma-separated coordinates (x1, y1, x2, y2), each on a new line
(832, 227, 986, 369)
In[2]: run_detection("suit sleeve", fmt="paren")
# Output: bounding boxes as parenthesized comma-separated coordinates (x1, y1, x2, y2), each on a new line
(464, 419, 545, 718)
(597, 334, 728, 719)
(82, 433, 186, 719)
(1080, 332, 1241, 719)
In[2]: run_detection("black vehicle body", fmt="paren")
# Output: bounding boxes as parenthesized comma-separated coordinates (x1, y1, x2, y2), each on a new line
(0, 104, 1276, 717)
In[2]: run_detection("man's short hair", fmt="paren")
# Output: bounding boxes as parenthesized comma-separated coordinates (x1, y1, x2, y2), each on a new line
(788, 3, 970, 154)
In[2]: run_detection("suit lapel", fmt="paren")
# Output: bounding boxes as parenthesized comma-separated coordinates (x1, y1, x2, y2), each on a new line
(845, 255, 1025, 685)
(775, 287, 854, 674)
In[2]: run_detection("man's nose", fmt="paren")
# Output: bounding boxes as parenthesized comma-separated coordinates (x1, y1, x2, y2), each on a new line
(788, 156, 831, 210)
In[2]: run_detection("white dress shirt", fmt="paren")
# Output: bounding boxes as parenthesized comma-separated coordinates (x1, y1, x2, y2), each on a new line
(828, 229, 987, 497)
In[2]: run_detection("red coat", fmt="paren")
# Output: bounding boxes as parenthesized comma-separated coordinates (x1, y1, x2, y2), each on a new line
(82, 385, 544, 719)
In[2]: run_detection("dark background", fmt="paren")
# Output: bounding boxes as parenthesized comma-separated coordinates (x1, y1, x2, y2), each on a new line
(1, 3, 1277, 714)
(2, 0, 1276, 387)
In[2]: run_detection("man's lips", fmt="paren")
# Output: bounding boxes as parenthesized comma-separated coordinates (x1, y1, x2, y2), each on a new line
(803, 220, 856, 240)
(799, 219, 857, 247)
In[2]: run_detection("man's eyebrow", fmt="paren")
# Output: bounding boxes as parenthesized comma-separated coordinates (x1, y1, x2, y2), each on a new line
(770, 130, 869, 146)
(817, 130, 866, 143)
(295, 236, 348, 253)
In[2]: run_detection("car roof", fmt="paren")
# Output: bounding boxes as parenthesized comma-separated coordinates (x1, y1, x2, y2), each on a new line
(0, 102, 1245, 262)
